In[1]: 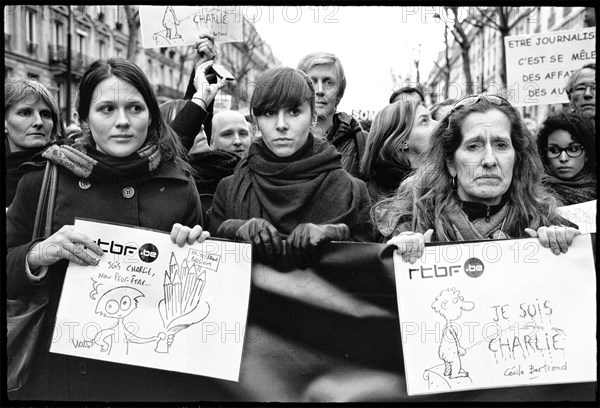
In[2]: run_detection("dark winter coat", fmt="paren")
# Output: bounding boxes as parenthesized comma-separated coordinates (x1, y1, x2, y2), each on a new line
(326, 112, 368, 178)
(6, 159, 205, 401)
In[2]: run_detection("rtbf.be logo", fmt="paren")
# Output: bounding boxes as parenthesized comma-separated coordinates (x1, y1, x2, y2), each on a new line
(96, 239, 159, 263)
(408, 257, 485, 279)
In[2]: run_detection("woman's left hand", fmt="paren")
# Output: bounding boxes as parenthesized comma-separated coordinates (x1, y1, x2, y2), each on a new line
(524, 226, 581, 255)
(170, 223, 210, 247)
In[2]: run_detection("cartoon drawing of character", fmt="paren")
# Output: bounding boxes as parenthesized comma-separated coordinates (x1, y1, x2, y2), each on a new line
(431, 288, 474, 379)
(93, 286, 170, 355)
(162, 6, 181, 40)
(155, 253, 211, 353)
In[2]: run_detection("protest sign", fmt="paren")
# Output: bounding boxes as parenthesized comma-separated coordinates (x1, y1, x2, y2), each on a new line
(558, 200, 596, 234)
(50, 218, 252, 382)
(504, 27, 595, 106)
(139, 6, 243, 48)
(394, 235, 596, 395)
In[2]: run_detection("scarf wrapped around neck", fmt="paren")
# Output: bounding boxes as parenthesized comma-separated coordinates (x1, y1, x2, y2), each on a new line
(225, 135, 366, 235)
(189, 150, 240, 194)
(542, 170, 597, 206)
(40, 142, 161, 181)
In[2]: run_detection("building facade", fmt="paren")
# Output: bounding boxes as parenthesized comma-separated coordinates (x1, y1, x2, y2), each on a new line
(425, 7, 591, 123)
(4, 5, 279, 124)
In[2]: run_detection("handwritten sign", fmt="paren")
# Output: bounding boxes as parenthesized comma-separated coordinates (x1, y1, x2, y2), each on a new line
(504, 27, 596, 107)
(558, 200, 596, 234)
(394, 235, 596, 395)
(50, 218, 252, 382)
(139, 6, 243, 49)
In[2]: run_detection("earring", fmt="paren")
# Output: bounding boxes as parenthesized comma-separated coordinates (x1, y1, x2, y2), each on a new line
(451, 176, 457, 189)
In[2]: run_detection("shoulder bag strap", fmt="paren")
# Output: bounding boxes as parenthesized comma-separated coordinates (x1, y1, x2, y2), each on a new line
(32, 161, 58, 240)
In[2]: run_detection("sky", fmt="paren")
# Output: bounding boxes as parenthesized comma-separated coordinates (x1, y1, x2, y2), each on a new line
(252, 6, 447, 116)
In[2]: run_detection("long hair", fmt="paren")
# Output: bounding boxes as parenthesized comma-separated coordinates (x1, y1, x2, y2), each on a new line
(537, 110, 596, 173)
(359, 101, 420, 179)
(297, 52, 346, 102)
(76, 58, 192, 174)
(250, 67, 315, 121)
(5, 77, 61, 151)
(372, 99, 564, 240)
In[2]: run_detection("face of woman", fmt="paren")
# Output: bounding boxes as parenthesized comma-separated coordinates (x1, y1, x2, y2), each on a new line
(189, 127, 211, 155)
(546, 129, 587, 180)
(85, 76, 150, 157)
(448, 110, 516, 206)
(5, 96, 53, 152)
(406, 105, 438, 168)
(256, 101, 315, 157)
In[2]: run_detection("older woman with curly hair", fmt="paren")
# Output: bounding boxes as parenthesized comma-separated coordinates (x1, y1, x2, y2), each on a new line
(536, 110, 596, 205)
(372, 95, 579, 263)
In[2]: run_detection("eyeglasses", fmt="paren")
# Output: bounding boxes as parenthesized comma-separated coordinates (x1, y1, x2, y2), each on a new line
(571, 83, 596, 94)
(448, 94, 512, 118)
(546, 145, 585, 158)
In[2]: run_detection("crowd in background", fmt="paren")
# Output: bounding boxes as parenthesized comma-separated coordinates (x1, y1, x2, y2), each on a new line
(4, 33, 596, 400)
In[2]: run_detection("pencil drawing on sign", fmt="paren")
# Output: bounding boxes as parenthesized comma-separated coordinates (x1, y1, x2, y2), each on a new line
(156, 252, 211, 353)
(153, 7, 185, 46)
(423, 288, 474, 391)
(92, 285, 170, 355)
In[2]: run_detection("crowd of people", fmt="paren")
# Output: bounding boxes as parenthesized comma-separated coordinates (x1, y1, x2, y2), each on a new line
(5, 33, 596, 400)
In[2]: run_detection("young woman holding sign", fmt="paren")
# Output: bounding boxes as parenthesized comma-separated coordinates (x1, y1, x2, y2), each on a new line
(6, 58, 211, 400)
(372, 95, 579, 263)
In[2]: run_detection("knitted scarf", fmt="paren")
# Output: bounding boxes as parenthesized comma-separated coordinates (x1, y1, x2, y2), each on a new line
(542, 170, 597, 206)
(41, 142, 161, 181)
(225, 134, 366, 235)
(446, 199, 512, 241)
(188, 150, 240, 194)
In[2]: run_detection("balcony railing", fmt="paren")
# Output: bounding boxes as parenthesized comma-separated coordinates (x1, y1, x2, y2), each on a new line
(48, 44, 67, 63)
(5, 33, 11, 50)
(47, 45, 94, 77)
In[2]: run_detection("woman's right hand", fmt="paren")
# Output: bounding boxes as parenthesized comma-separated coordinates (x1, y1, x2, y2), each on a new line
(26, 225, 104, 269)
(386, 229, 434, 264)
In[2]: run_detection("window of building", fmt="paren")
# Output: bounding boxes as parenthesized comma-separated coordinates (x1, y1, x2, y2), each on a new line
(27, 72, 39, 81)
(169, 68, 174, 88)
(548, 8, 556, 27)
(54, 21, 64, 47)
(147, 59, 153, 81)
(26, 8, 37, 45)
(116, 48, 123, 58)
(99, 39, 106, 59)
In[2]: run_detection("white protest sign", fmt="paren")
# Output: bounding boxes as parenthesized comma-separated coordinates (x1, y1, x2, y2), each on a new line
(50, 218, 252, 382)
(558, 200, 597, 234)
(394, 235, 596, 395)
(139, 6, 243, 49)
(505, 27, 596, 107)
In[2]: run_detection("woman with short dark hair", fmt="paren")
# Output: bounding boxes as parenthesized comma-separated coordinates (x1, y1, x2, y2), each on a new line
(209, 67, 372, 268)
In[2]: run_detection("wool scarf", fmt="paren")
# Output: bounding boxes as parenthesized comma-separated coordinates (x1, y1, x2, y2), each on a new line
(224, 134, 365, 235)
(543, 170, 597, 206)
(41, 142, 161, 182)
(188, 150, 240, 194)
(446, 199, 513, 241)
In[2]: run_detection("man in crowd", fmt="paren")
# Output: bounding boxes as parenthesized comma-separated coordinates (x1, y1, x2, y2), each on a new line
(566, 63, 595, 118)
(211, 110, 251, 157)
(297, 52, 367, 177)
(389, 86, 425, 104)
